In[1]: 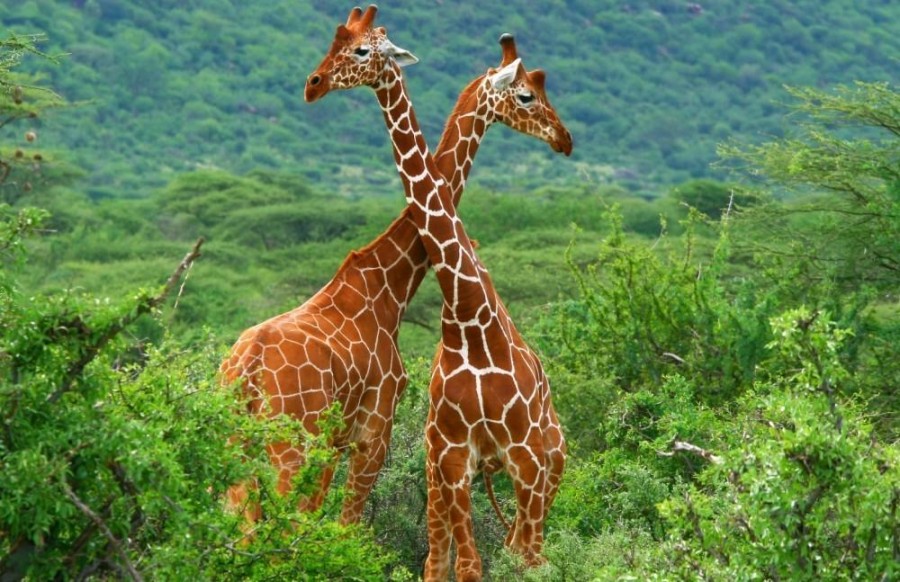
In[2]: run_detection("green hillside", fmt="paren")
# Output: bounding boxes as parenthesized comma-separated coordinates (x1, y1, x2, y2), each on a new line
(2, 0, 896, 198)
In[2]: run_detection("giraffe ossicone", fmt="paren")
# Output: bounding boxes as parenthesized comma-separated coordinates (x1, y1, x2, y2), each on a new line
(306, 6, 569, 581)
(222, 5, 569, 539)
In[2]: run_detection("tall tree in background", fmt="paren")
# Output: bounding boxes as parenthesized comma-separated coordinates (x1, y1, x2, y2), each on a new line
(0, 34, 65, 205)
(722, 82, 900, 290)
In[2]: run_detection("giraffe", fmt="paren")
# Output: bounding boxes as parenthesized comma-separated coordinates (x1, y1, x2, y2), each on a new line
(305, 6, 569, 581)
(221, 11, 571, 528)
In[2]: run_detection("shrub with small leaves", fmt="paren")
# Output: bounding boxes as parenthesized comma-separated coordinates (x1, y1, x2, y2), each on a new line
(659, 309, 899, 580)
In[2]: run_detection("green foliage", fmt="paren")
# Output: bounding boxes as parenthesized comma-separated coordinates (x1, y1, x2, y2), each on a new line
(531, 195, 896, 580)
(0, 33, 67, 205)
(539, 208, 774, 408)
(721, 82, 900, 290)
(669, 178, 764, 219)
(660, 310, 899, 580)
(0, 210, 393, 580)
(0, 203, 46, 260)
(157, 169, 298, 232)
(489, 527, 667, 582)
(548, 374, 722, 541)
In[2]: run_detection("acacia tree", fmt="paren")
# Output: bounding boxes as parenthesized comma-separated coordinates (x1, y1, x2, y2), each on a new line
(0, 34, 66, 205)
(721, 82, 900, 289)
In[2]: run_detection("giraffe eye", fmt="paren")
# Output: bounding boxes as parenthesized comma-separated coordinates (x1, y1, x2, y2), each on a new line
(354, 46, 371, 57)
(517, 92, 535, 105)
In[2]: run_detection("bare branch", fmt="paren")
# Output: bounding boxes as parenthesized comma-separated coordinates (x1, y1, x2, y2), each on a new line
(61, 481, 143, 582)
(662, 352, 686, 365)
(148, 237, 205, 311)
(658, 440, 723, 465)
(48, 238, 204, 403)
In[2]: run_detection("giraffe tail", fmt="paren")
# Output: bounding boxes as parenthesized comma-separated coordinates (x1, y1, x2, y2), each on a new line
(483, 471, 511, 531)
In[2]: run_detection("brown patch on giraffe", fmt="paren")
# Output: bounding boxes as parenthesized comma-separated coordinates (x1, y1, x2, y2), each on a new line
(404, 151, 426, 178)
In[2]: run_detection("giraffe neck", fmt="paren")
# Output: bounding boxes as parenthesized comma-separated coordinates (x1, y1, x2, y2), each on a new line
(374, 64, 496, 329)
(325, 76, 494, 333)
(434, 77, 492, 206)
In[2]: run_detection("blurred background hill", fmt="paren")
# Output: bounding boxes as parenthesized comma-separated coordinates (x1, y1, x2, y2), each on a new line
(3, 0, 896, 199)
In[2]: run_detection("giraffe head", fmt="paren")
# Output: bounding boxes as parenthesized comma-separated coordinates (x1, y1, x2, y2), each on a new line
(481, 34, 573, 156)
(305, 5, 418, 103)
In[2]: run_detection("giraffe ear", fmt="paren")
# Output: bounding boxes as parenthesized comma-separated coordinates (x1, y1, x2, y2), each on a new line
(529, 69, 547, 90)
(488, 58, 522, 90)
(380, 39, 419, 67)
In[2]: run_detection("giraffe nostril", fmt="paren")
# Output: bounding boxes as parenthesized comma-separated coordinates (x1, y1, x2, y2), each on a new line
(309, 75, 322, 86)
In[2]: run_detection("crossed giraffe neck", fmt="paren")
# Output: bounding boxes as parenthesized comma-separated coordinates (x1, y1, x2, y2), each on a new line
(222, 38, 567, 528)
(375, 65, 491, 324)
(360, 58, 567, 582)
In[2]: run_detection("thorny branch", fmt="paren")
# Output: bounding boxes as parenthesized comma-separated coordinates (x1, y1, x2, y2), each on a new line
(47, 238, 204, 403)
(61, 481, 144, 582)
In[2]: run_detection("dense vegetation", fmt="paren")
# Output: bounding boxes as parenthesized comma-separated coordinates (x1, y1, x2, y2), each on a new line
(2, 2, 899, 580)
(0, 0, 897, 198)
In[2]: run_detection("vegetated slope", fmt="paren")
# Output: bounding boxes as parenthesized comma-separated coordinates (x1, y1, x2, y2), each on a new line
(2, 0, 896, 199)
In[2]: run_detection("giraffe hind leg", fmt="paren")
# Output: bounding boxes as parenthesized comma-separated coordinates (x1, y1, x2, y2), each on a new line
(339, 433, 390, 525)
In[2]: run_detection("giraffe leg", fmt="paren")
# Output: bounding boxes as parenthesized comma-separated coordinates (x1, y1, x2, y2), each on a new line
(504, 444, 548, 567)
(339, 432, 390, 525)
(225, 477, 262, 539)
(544, 432, 566, 520)
(266, 440, 305, 496)
(426, 444, 482, 582)
(543, 443, 566, 521)
(424, 456, 452, 582)
(299, 460, 337, 513)
(543, 411, 567, 521)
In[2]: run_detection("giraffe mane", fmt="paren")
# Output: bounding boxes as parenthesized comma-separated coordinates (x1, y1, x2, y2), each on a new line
(439, 75, 485, 135)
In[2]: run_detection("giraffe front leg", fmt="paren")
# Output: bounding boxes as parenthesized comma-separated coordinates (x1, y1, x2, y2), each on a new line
(543, 410, 567, 521)
(266, 440, 305, 497)
(268, 441, 340, 519)
(504, 443, 548, 567)
(426, 443, 482, 582)
(225, 477, 262, 540)
(299, 460, 337, 514)
(424, 454, 452, 582)
(543, 439, 566, 522)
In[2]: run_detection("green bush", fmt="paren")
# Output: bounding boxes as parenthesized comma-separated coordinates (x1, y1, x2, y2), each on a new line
(0, 208, 393, 580)
(660, 309, 899, 580)
(537, 208, 774, 407)
(668, 178, 763, 219)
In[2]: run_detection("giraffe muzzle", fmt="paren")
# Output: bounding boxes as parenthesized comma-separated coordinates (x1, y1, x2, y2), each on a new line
(304, 73, 330, 103)
(554, 128, 573, 156)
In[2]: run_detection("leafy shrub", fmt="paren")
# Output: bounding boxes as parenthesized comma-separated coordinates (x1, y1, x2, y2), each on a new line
(489, 527, 668, 582)
(668, 179, 763, 219)
(659, 309, 900, 580)
(0, 209, 393, 580)
(537, 208, 775, 408)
